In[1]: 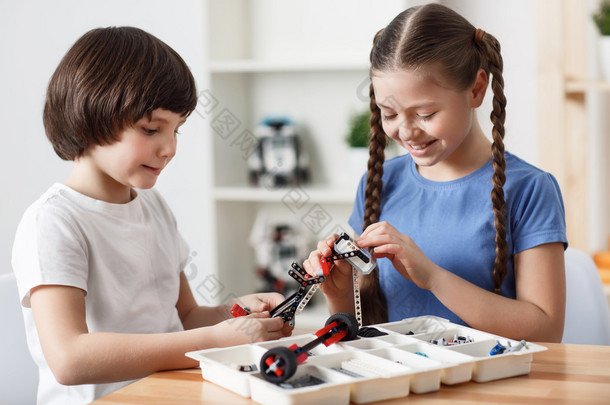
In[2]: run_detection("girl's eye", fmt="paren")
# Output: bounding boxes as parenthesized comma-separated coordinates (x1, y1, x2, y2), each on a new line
(419, 113, 437, 121)
(382, 114, 397, 121)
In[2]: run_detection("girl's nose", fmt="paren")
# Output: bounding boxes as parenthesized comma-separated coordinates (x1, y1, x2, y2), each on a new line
(398, 118, 421, 140)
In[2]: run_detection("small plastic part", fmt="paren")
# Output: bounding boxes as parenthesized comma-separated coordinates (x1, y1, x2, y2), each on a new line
(325, 312, 359, 342)
(260, 313, 359, 383)
(489, 341, 506, 356)
(230, 303, 250, 317)
(320, 233, 377, 276)
(269, 262, 325, 326)
(431, 335, 474, 346)
(260, 346, 298, 384)
(237, 364, 258, 372)
(278, 374, 326, 389)
(490, 339, 528, 356)
(357, 326, 389, 338)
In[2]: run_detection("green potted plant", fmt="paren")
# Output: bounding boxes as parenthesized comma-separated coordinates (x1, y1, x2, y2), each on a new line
(345, 109, 371, 187)
(345, 109, 371, 148)
(593, 0, 610, 80)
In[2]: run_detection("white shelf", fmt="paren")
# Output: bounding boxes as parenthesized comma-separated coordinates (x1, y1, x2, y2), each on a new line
(202, 0, 406, 302)
(565, 79, 610, 94)
(209, 59, 369, 73)
(213, 185, 356, 204)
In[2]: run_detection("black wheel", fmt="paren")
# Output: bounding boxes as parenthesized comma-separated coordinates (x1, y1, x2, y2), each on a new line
(259, 346, 298, 383)
(325, 312, 359, 341)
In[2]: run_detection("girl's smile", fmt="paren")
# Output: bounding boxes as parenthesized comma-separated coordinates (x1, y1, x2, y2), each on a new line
(372, 66, 491, 181)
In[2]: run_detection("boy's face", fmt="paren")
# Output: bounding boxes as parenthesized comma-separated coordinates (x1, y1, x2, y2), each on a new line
(86, 108, 186, 198)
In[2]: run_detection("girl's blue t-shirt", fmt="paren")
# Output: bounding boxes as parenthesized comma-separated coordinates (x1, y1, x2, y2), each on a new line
(348, 152, 567, 326)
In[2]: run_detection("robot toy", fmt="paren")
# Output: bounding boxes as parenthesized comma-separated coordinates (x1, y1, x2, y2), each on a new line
(259, 312, 359, 383)
(247, 117, 309, 188)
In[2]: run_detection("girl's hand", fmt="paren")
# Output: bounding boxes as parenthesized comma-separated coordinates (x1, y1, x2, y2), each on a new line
(357, 221, 440, 290)
(213, 313, 288, 346)
(302, 234, 354, 308)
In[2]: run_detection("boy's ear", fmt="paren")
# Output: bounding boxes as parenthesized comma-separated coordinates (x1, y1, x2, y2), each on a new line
(470, 69, 488, 108)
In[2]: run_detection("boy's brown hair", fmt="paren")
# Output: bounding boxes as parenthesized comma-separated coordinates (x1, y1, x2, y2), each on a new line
(44, 26, 197, 161)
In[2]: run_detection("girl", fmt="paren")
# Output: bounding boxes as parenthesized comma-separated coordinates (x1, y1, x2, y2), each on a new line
(12, 27, 291, 405)
(304, 4, 567, 342)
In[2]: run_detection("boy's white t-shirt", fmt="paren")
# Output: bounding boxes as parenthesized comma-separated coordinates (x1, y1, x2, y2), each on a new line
(12, 183, 189, 405)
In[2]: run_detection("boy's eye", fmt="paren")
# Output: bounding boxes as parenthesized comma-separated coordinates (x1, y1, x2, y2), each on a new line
(142, 127, 158, 135)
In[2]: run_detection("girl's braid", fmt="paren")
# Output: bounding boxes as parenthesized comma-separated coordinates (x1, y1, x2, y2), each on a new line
(481, 34, 508, 293)
(359, 77, 389, 325)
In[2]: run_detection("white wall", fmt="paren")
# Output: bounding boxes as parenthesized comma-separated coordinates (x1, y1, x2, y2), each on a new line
(443, 0, 538, 166)
(0, 0, 540, 278)
(0, 0, 211, 275)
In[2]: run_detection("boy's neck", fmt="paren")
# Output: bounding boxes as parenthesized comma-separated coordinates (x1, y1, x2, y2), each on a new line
(65, 160, 135, 204)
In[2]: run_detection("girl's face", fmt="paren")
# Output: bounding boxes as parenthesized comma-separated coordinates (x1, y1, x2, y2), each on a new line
(372, 66, 488, 178)
(84, 108, 185, 202)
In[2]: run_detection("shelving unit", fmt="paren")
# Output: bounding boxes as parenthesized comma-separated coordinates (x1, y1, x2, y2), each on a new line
(202, 0, 408, 310)
(565, 80, 610, 93)
(209, 59, 370, 73)
(536, 0, 610, 252)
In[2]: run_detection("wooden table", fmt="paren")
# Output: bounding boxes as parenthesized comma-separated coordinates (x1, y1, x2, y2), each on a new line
(94, 343, 610, 404)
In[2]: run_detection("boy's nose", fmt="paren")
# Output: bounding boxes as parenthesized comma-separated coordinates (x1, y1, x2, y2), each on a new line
(158, 133, 177, 158)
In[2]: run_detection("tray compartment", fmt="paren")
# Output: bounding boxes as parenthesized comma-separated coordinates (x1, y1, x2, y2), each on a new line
(413, 326, 495, 346)
(186, 344, 267, 397)
(337, 337, 395, 351)
(444, 339, 545, 382)
(249, 364, 352, 405)
(307, 351, 412, 403)
(393, 341, 474, 385)
(375, 315, 452, 337)
(367, 347, 444, 394)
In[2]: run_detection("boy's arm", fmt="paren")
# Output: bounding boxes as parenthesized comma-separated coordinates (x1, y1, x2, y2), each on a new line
(175, 271, 231, 329)
(176, 271, 292, 332)
(30, 284, 286, 385)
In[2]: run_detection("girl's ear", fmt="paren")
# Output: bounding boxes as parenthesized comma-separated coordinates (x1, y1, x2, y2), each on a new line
(470, 69, 488, 108)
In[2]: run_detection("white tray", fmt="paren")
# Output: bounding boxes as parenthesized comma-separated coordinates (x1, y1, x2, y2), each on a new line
(186, 316, 547, 404)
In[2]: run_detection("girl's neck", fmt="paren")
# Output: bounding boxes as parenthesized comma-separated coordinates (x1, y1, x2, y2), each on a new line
(417, 121, 492, 182)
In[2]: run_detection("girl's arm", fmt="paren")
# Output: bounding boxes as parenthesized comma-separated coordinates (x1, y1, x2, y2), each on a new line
(428, 242, 565, 342)
(30, 282, 287, 386)
(358, 221, 566, 342)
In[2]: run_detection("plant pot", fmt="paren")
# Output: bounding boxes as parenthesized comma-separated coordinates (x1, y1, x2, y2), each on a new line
(599, 36, 610, 81)
(349, 147, 369, 189)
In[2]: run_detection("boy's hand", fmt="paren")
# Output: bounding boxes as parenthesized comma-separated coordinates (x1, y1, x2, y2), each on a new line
(234, 292, 286, 313)
(213, 313, 288, 345)
(232, 293, 293, 337)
